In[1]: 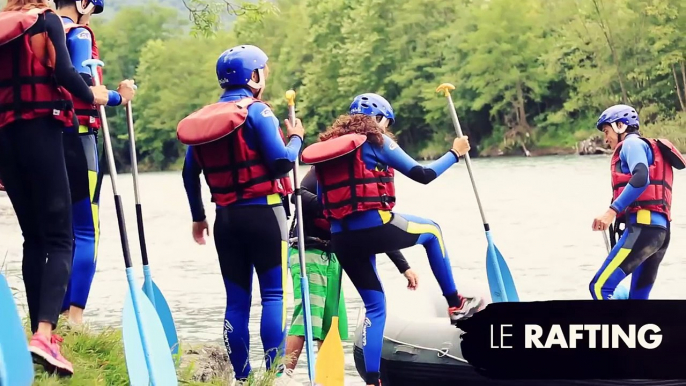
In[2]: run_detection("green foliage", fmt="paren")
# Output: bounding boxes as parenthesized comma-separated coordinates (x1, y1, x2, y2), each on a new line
(70, 0, 686, 170)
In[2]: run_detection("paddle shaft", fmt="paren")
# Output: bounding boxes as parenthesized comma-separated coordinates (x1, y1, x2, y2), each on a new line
(288, 104, 308, 281)
(85, 62, 134, 270)
(443, 93, 490, 230)
(125, 99, 151, 267)
(440, 87, 510, 302)
(85, 60, 161, 385)
(602, 232, 611, 253)
(287, 97, 316, 382)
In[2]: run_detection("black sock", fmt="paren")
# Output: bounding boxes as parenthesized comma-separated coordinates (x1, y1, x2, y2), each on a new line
(445, 291, 462, 308)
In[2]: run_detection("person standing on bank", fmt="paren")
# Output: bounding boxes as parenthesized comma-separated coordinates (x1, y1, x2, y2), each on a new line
(177, 45, 304, 386)
(0, 0, 111, 376)
(54, 0, 137, 325)
(590, 104, 685, 300)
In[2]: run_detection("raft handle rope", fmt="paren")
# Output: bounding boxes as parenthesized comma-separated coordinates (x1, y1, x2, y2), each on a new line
(384, 336, 467, 363)
(354, 305, 467, 363)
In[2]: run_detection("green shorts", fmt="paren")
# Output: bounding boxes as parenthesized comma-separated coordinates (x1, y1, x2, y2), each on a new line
(288, 247, 349, 341)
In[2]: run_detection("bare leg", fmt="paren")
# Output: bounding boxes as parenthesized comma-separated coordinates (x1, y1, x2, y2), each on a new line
(285, 335, 305, 370)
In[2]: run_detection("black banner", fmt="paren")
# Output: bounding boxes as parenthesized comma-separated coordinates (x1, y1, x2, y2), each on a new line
(454, 300, 686, 380)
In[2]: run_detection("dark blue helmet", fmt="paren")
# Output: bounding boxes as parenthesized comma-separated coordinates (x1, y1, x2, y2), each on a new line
(216, 45, 268, 89)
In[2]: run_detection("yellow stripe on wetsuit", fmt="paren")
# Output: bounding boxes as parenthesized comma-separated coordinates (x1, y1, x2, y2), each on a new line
(379, 210, 447, 256)
(593, 209, 651, 299)
(82, 125, 100, 263)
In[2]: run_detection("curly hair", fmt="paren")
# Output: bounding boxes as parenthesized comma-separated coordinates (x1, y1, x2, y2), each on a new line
(318, 114, 395, 146)
(3, 0, 49, 11)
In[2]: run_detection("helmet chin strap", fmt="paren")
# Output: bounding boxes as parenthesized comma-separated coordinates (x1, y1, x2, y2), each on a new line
(247, 69, 265, 97)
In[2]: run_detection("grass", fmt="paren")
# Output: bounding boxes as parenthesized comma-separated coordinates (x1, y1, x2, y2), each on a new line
(14, 316, 286, 386)
(24, 320, 288, 385)
(27, 322, 222, 386)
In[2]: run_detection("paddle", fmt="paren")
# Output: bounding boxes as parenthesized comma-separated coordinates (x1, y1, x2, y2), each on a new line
(285, 90, 317, 383)
(125, 93, 179, 357)
(314, 263, 345, 386)
(83, 59, 177, 386)
(436, 83, 520, 303)
(0, 273, 34, 386)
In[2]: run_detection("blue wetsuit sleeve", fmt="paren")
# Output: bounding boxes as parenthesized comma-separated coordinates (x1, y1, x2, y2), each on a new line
(182, 147, 206, 222)
(67, 27, 123, 106)
(375, 134, 458, 184)
(611, 139, 650, 213)
(247, 103, 302, 176)
(66, 27, 92, 76)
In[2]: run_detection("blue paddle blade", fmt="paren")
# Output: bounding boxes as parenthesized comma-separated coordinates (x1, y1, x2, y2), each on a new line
(300, 277, 316, 382)
(485, 231, 519, 303)
(0, 274, 34, 386)
(145, 280, 179, 356)
(123, 276, 178, 386)
(142, 266, 155, 306)
(493, 244, 519, 302)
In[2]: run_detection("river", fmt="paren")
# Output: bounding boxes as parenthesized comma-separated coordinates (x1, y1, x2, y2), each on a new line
(2, 155, 685, 385)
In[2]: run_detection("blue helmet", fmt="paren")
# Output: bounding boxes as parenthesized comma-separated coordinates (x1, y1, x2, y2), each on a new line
(76, 0, 104, 14)
(55, 0, 103, 13)
(349, 93, 395, 124)
(596, 104, 639, 131)
(216, 45, 268, 89)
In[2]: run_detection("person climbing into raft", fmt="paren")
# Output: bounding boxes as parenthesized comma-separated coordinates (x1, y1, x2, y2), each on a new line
(0, 0, 112, 376)
(300, 93, 486, 386)
(590, 104, 685, 300)
(54, 0, 137, 326)
(283, 164, 419, 374)
(177, 44, 304, 386)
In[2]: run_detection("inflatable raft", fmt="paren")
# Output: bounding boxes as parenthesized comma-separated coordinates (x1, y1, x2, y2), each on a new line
(351, 284, 678, 386)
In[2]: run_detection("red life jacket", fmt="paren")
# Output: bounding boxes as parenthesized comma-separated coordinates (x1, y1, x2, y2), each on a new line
(63, 22, 101, 130)
(176, 97, 294, 206)
(301, 133, 396, 221)
(0, 8, 74, 129)
(611, 137, 686, 222)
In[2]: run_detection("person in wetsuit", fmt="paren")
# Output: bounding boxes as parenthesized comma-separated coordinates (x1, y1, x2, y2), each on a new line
(0, 0, 111, 376)
(178, 45, 304, 386)
(54, 0, 137, 325)
(590, 104, 684, 299)
(283, 165, 419, 376)
(300, 93, 486, 386)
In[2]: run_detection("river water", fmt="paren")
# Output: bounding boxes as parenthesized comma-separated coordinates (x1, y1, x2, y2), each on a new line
(2, 155, 686, 385)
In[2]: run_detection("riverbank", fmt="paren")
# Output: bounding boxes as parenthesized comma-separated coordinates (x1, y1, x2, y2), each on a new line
(30, 322, 231, 385)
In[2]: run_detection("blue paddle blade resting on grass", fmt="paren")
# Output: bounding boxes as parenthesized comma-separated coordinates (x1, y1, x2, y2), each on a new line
(83, 58, 178, 385)
(144, 274, 179, 355)
(125, 98, 179, 356)
(0, 273, 34, 386)
(123, 277, 179, 386)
